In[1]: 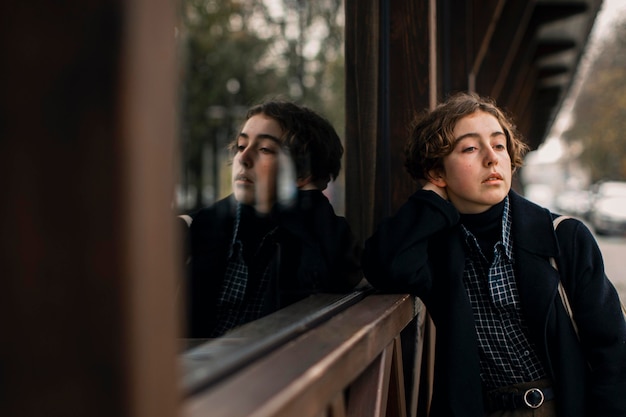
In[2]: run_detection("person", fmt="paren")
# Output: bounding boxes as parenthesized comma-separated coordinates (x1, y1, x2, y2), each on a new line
(361, 92, 626, 416)
(186, 99, 362, 338)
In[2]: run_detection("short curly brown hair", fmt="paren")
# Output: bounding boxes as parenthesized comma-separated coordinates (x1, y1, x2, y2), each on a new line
(229, 99, 343, 189)
(404, 92, 529, 182)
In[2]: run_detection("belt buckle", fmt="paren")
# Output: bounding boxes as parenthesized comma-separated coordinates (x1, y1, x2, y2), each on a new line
(523, 388, 544, 409)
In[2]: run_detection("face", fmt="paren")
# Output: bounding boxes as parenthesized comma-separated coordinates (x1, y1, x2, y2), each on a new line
(436, 110, 512, 214)
(232, 114, 283, 213)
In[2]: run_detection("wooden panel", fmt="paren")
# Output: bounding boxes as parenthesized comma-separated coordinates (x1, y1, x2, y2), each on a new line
(0, 1, 179, 417)
(328, 392, 347, 417)
(385, 336, 408, 417)
(345, 0, 380, 244)
(183, 294, 416, 417)
(474, 0, 535, 99)
(388, 0, 432, 215)
(345, 0, 433, 242)
(467, 0, 506, 91)
(439, 0, 472, 94)
(505, 59, 538, 145)
(346, 344, 393, 417)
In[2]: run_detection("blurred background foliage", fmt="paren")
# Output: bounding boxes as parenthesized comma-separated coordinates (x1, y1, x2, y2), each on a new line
(177, 0, 346, 213)
(564, 16, 626, 182)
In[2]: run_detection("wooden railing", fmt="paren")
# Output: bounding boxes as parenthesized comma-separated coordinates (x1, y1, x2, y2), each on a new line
(180, 289, 427, 417)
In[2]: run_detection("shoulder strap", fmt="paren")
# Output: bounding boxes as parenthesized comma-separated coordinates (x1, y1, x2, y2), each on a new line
(550, 216, 579, 338)
(552, 215, 571, 230)
(178, 214, 193, 227)
(549, 215, 570, 269)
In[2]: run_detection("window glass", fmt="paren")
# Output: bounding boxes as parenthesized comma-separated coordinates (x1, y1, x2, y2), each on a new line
(177, 0, 346, 215)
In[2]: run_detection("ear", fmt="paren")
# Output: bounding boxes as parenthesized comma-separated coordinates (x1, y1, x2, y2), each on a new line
(427, 169, 447, 188)
(296, 176, 317, 190)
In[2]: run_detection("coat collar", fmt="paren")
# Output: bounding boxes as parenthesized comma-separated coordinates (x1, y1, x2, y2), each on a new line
(508, 190, 563, 353)
(508, 190, 559, 258)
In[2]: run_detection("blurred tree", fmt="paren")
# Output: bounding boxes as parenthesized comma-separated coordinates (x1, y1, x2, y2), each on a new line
(565, 16, 626, 182)
(177, 0, 345, 212)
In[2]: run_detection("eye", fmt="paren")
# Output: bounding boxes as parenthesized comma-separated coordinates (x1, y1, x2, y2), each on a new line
(462, 146, 477, 153)
(258, 139, 279, 154)
(493, 143, 506, 151)
(236, 144, 246, 152)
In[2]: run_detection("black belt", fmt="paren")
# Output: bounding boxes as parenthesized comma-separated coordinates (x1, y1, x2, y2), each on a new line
(486, 386, 554, 411)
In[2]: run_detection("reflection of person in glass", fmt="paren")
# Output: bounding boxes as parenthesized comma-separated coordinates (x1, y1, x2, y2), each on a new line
(187, 100, 362, 338)
(362, 92, 626, 416)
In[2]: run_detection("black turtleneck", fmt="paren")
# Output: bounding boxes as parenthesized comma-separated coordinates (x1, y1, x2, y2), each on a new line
(459, 199, 506, 262)
(238, 204, 276, 265)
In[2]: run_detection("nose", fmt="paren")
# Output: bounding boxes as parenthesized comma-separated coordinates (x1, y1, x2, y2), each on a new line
(484, 147, 499, 167)
(238, 147, 253, 168)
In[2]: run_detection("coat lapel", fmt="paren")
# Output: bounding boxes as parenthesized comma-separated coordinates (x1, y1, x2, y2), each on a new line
(509, 191, 561, 341)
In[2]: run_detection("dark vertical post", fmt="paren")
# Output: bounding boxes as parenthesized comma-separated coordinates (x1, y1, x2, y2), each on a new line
(344, 0, 381, 244)
(0, 1, 180, 416)
(345, 0, 434, 245)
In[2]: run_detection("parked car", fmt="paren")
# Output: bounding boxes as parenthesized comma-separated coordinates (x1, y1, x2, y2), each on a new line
(555, 189, 592, 219)
(589, 196, 626, 236)
(589, 181, 626, 236)
(592, 181, 626, 199)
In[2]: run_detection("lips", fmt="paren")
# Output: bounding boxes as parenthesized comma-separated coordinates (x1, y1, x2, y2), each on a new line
(483, 172, 503, 183)
(234, 173, 253, 183)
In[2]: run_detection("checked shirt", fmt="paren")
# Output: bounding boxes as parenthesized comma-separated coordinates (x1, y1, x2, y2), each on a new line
(460, 197, 547, 389)
(212, 203, 278, 337)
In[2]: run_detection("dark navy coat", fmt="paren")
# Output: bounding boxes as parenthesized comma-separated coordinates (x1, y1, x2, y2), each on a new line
(363, 190, 626, 416)
(187, 190, 361, 338)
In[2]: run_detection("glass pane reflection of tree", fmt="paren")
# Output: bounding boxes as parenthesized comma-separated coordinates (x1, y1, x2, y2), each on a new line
(177, 0, 356, 344)
(178, 0, 346, 215)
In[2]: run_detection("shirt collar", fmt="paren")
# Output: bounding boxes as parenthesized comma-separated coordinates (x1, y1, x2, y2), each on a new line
(460, 196, 514, 262)
(500, 196, 514, 261)
(228, 202, 244, 258)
